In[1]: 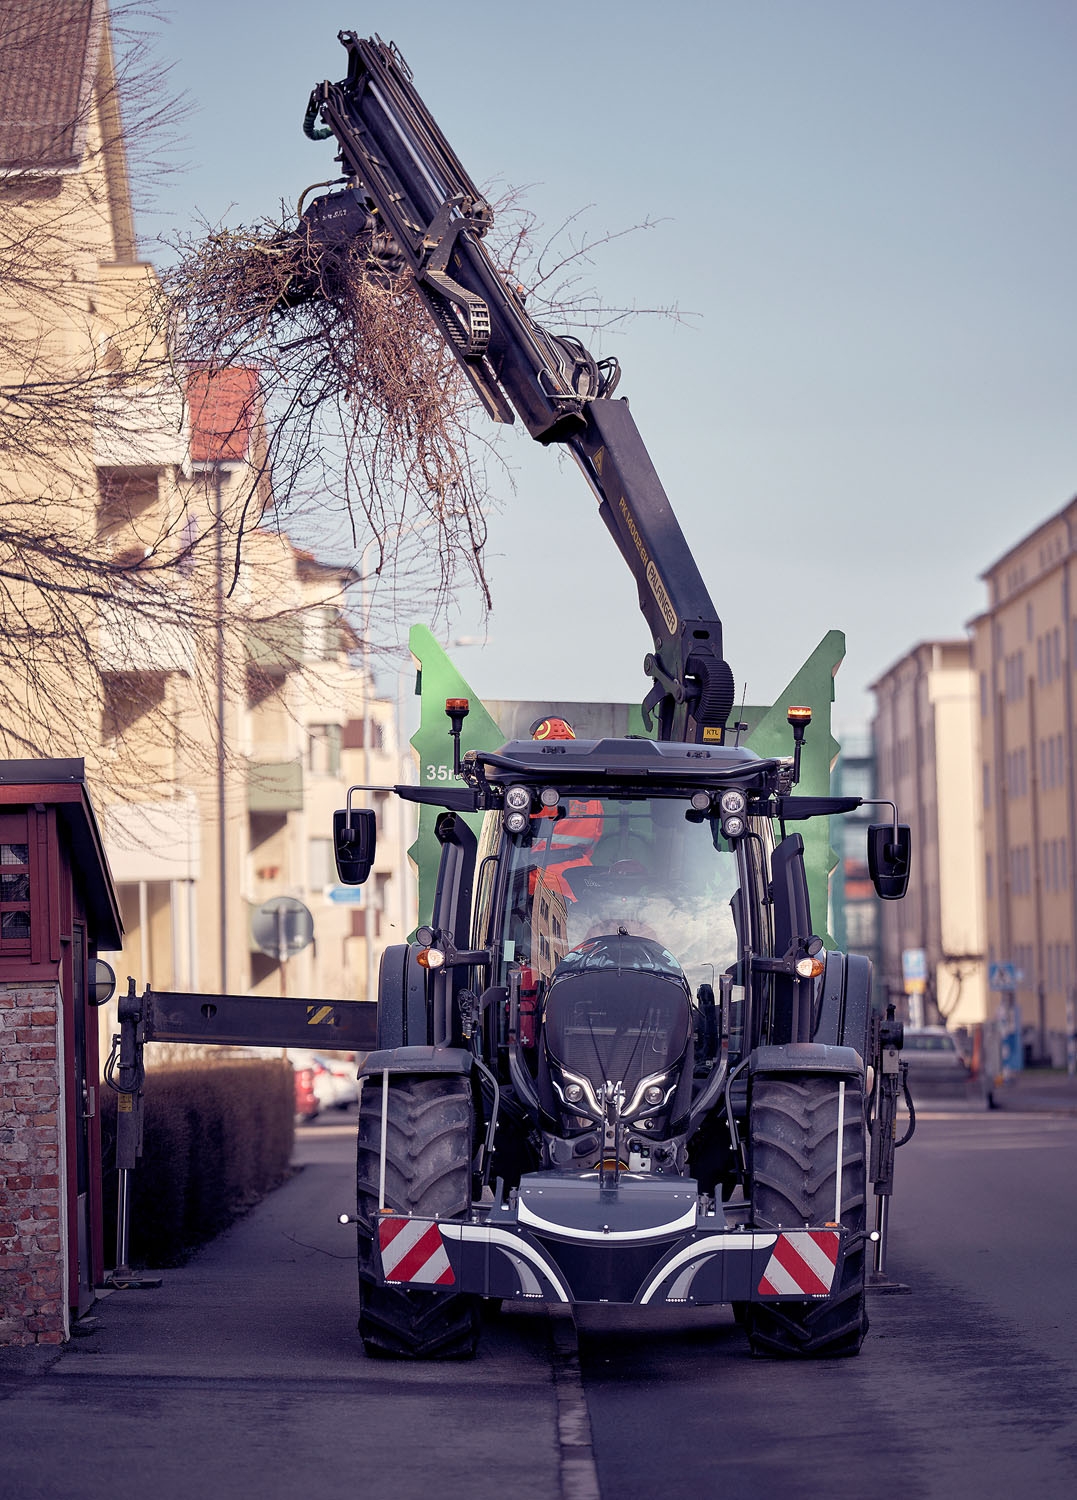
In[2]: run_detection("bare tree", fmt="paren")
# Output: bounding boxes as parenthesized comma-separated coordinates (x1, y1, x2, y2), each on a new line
(0, 4, 352, 792)
(0, 2, 686, 792)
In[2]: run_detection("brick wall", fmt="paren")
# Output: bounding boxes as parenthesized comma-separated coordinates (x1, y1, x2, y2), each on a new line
(0, 981, 67, 1346)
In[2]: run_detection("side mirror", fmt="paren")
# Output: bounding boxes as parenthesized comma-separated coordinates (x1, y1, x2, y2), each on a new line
(867, 823, 911, 900)
(333, 807, 377, 885)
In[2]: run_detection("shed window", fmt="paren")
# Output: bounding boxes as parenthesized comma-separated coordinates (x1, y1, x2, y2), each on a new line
(0, 839, 31, 950)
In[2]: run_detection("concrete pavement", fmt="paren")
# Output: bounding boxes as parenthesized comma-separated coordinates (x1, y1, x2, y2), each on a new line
(988, 1065, 1077, 1114)
(0, 1118, 564, 1500)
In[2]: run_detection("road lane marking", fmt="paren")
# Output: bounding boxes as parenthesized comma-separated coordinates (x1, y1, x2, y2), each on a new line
(549, 1310, 601, 1500)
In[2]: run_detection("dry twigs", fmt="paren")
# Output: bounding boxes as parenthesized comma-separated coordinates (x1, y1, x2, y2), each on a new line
(158, 214, 499, 620)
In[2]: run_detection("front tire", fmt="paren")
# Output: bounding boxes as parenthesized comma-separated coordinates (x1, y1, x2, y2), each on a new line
(743, 1071, 868, 1358)
(355, 1074, 480, 1359)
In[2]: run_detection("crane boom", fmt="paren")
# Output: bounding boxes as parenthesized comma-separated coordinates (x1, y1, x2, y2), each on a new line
(304, 31, 736, 741)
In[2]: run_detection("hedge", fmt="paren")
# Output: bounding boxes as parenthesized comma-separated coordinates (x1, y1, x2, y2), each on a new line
(100, 1059, 295, 1267)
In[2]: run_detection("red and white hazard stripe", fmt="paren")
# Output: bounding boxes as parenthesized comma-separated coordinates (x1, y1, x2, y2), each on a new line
(757, 1230, 839, 1297)
(378, 1216, 455, 1286)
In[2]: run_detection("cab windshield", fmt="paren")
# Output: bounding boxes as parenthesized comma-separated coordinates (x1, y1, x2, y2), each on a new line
(489, 794, 746, 997)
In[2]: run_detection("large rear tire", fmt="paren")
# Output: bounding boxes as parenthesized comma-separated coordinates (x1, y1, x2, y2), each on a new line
(743, 1071, 868, 1358)
(355, 1074, 480, 1359)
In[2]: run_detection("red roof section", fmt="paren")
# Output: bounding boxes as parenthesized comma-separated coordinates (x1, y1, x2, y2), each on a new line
(186, 367, 261, 463)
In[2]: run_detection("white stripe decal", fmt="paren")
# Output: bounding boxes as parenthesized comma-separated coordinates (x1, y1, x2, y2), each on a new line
(757, 1232, 839, 1297)
(440, 1222, 572, 1302)
(379, 1217, 454, 1285)
(501, 1250, 543, 1298)
(834, 1080, 846, 1224)
(637, 1233, 777, 1305)
(516, 1197, 698, 1242)
(758, 1253, 805, 1296)
(667, 1254, 717, 1301)
(793, 1231, 840, 1287)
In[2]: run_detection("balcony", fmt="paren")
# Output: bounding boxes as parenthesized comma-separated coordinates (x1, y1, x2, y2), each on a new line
(97, 597, 197, 676)
(103, 795, 201, 882)
(247, 758, 304, 814)
(245, 618, 305, 676)
(93, 382, 188, 471)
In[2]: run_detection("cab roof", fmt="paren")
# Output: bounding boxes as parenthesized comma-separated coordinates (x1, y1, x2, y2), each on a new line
(471, 736, 772, 789)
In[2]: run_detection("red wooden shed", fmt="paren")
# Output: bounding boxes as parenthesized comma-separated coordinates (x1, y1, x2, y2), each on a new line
(0, 759, 122, 1344)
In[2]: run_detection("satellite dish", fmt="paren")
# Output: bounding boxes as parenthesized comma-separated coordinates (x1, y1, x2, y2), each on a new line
(251, 897, 315, 961)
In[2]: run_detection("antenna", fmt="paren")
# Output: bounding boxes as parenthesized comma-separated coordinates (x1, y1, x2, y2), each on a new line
(732, 683, 749, 747)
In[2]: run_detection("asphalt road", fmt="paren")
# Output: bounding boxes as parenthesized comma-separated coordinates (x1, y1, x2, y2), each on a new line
(2, 1107, 1075, 1500)
(577, 1108, 1077, 1500)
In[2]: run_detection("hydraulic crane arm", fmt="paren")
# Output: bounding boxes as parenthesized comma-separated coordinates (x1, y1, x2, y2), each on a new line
(304, 32, 736, 742)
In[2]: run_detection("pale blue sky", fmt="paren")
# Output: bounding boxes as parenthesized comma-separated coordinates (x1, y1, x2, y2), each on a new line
(137, 1, 1076, 730)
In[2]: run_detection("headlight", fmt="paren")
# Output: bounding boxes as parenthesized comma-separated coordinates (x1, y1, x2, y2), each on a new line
(504, 784, 531, 812)
(563, 1082, 584, 1103)
(719, 788, 747, 841)
(643, 1084, 664, 1106)
(504, 809, 529, 835)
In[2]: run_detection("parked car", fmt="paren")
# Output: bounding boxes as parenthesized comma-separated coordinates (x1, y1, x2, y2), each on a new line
(902, 1026, 972, 1097)
(293, 1059, 320, 1123)
(289, 1050, 360, 1112)
(315, 1052, 360, 1110)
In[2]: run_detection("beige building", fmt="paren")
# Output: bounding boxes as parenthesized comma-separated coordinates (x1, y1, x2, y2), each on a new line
(0, 3, 409, 1015)
(870, 641, 986, 1030)
(968, 498, 1077, 1064)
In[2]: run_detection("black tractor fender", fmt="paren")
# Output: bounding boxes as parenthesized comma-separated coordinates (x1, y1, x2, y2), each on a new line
(376, 943, 430, 1049)
(359, 1044, 474, 1080)
(812, 950, 873, 1062)
(748, 1042, 865, 1080)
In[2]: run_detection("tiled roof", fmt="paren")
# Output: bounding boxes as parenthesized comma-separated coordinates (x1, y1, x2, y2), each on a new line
(0, 1, 100, 171)
(186, 367, 261, 463)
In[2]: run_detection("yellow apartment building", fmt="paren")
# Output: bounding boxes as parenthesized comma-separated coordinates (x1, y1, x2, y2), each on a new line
(968, 498, 1077, 1065)
(870, 641, 987, 1032)
(0, 2, 408, 1014)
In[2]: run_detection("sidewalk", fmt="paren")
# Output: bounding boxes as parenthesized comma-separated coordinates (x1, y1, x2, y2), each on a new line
(0, 1119, 563, 1500)
(989, 1067, 1077, 1115)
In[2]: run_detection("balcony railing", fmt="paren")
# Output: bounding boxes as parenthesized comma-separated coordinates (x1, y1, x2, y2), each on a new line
(93, 382, 188, 471)
(245, 618, 306, 675)
(97, 597, 197, 676)
(247, 758, 304, 814)
(103, 795, 201, 882)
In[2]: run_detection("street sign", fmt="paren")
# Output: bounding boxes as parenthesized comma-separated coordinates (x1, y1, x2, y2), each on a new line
(902, 948, 927, 995)
(988, 962, 1021, 992)
(327, 885, 364, 905)
(251, 896, 314, 961)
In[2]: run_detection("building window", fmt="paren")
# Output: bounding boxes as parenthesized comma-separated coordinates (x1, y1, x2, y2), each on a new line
(983, 763, 991, 810)
(0, 837, 31, 949)
(308, 723, 342, 776)
(309, 836, 334, 890)
(342, 718, 385, 753)
(985, 852, 993, 900)
(845, 904, 877, 947)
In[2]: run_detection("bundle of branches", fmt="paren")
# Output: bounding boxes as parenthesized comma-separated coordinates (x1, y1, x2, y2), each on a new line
(159, 209, 498, 619)
(158, 189, 681, 626)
